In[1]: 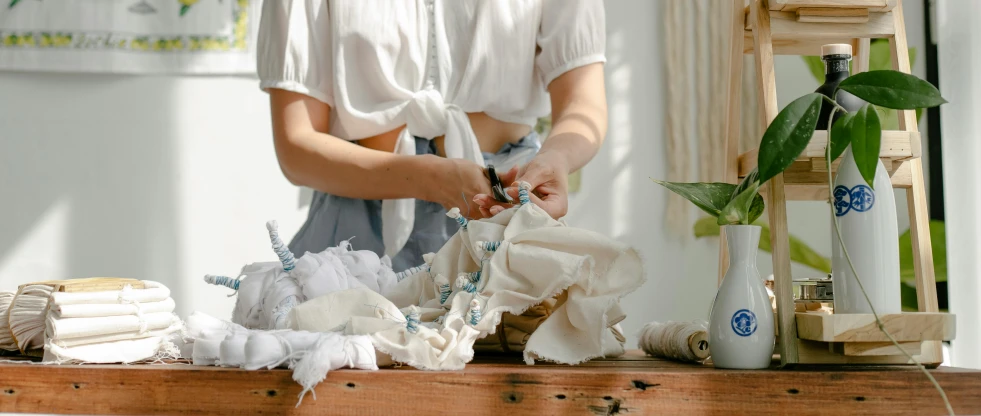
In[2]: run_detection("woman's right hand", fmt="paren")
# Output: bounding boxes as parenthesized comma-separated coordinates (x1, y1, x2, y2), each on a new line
(419, 155, 495, 218)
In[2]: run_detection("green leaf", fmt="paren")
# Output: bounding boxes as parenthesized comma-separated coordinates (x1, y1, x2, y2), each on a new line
(692, 217, 832, 273)
(850, 104, 882, 189)
(651, 180, 737, 218)
(719, 180, 762, 226)
(899, 220, 947, 283)
(8, 0, 20, 9)
(747, 192, 765, 224)
(839, 70, 947, 109)
(828, 111, 854, 162)
(757, 93, 824, 185)
(180, 4, 191, 16)
(803, 56, 825, 81)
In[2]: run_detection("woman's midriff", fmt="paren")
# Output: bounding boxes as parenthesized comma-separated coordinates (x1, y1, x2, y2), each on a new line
(357, 112, 532, 156)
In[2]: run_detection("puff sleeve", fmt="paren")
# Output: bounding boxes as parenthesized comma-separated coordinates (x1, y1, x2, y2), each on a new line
(256, 0, 334, 106)
(535, 0, 607, 87)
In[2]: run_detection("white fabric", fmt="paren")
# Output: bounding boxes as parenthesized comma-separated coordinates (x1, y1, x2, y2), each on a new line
(43, 335, 180, 364)
(49, 280, 170, 306)
(256, 0, 607, 257)
(185, 313, 377, 406)
(49, 323, 183, 348)
(227, 243, 397, 331)
(0, 291, 16, 351)
(45, 312, 178, 340)
(53, 298, 175, 319)
(290, 202, 644, 369)
(8, 284, 53, 352)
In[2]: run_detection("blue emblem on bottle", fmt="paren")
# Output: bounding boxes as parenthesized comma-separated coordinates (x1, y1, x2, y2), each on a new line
(849, 184, 875, 213)
(833, 185, 851, 217)
(730, 309, 757, 337)
(834, 185, 875, 217)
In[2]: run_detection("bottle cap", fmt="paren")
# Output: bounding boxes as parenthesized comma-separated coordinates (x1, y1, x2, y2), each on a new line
(821, 43, 852, 57)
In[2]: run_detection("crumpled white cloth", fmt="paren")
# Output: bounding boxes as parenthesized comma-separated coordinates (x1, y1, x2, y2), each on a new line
(185, 312, 377, 406)
(290, 202, 644, 369)
(224, 242, 397, 330)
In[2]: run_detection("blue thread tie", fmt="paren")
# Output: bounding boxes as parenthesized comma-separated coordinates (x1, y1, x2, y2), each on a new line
(203, 274, 240, 290)
(517, 181, 532, 206)
(405, 306, 421, 334)
(266, 220, 296, 272)
(438, 283, 452, 304)
(446, 207, 468, 230)
(476, 240, 501, 253)
(396, 264, 429, 282)
(462, 270, 481, 284)
(468, 299, 482, 326)
(456, 275, 478, 293)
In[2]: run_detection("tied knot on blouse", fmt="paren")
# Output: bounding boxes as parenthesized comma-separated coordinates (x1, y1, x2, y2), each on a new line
(256, 0, 607, 258)
(406, 88, 451, 140)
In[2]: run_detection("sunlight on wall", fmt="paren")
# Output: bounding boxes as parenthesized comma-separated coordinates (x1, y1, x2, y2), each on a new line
(0, 198, 69, 286)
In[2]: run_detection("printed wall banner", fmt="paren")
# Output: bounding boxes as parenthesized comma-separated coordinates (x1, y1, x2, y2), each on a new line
(0, 0, 259, 74)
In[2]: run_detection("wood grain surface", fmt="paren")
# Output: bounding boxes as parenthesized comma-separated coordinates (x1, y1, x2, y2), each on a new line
(1, 351, 979, 415)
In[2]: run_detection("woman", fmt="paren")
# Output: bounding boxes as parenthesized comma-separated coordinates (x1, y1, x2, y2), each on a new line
(258, 0, 608, 271)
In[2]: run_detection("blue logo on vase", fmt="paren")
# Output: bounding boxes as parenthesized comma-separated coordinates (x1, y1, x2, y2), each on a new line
(730, 309, 757, 337)
(833, 185, 875, 217)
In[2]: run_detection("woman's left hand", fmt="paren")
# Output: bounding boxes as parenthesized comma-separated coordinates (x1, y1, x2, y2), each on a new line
(473, 151, 570, 219)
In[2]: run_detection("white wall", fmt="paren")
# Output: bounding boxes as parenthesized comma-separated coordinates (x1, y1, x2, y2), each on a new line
(937, 0, 981, 369)
(0, 1, 931, 349)
(0, 75, 308, 320)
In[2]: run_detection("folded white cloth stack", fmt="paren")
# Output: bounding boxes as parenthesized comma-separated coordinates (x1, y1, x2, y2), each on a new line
(42, 280, 182, 364)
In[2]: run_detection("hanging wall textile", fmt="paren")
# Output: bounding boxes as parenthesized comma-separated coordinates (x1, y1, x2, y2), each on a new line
(0, 0, 259, 74)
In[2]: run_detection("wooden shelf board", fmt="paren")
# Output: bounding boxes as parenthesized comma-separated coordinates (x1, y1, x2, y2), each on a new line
(770, 0, 897, 12)
(796, 312, 955, 343)
(1, 350, 980, 415)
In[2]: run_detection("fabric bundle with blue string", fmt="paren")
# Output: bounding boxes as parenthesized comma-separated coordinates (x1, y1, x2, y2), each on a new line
(193, 181, 644, 400)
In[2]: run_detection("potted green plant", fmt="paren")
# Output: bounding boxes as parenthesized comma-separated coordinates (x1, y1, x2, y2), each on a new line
(653, 69, 945, 369)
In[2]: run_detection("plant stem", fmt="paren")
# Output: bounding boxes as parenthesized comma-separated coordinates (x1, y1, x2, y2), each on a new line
(824, 105, 953, 416)
(821, 94, 850, 114)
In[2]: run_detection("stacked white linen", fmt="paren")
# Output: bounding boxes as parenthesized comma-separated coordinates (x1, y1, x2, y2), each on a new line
(42, 281, 182, 363)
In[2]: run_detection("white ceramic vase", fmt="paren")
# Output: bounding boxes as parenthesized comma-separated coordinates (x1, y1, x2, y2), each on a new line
(709, 225, 775, 369)
(831, 146, 901, 314)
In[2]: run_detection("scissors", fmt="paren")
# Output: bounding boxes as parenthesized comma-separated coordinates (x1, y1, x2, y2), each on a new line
(486, 164, 514, 203)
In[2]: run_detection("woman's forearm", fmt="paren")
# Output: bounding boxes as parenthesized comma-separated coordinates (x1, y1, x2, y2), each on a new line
(269, 88, 435, 201)
(274, 130, 433, 201)
(540, 62, 608, 173)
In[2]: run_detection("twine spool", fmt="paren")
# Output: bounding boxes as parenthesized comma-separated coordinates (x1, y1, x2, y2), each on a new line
(639, 320, 710, 363)
(9, 285, 54, 353)
(0, 291, 17, 351)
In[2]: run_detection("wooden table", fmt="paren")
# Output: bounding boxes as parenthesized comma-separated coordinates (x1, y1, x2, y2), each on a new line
(2, 350, 980, 415)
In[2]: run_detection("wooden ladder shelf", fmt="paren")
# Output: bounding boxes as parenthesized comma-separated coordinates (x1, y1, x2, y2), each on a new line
(720, 0, 950, 366)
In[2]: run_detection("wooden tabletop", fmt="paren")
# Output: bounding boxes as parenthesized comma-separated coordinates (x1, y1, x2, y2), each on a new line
(2, 350, 980, 415)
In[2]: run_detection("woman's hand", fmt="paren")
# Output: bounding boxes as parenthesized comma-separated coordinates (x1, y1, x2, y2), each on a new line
(421, 155, 497, 217)
(473, 151, 571, 219)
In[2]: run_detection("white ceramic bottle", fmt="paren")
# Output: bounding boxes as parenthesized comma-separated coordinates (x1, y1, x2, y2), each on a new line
(709, 225, 775, 369)
(831, 147, 901, 314)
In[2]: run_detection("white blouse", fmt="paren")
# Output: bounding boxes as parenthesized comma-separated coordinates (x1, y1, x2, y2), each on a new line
(257, 0, 606, 258)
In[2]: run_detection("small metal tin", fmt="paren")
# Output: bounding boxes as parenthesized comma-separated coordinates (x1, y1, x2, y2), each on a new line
(793, 275, 834, 302)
